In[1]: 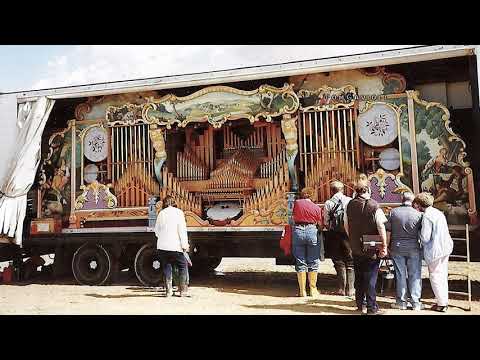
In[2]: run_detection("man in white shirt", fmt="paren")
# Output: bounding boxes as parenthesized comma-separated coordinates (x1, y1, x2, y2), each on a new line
(154, 195, 190, 297)
(324, 181, 353, 296)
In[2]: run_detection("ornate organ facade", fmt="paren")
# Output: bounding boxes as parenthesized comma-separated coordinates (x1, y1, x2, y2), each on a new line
(36, 67, 478, 230)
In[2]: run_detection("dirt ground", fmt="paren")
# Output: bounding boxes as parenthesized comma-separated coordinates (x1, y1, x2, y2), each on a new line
(0, 258, 479, 315)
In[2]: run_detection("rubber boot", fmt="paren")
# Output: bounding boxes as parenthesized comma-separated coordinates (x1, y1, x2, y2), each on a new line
(308, 272, 320, 298)
(165, 277, 173, 297)
(335, 265, 347, 296)
(179, 283, 190, 297)
(346, 268, 355, 297)
(297, 272, 307, 297)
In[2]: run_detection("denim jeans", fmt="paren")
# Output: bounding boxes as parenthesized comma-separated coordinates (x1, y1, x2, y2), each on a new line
(158, 250, 188, 286)
(353, 256, 380, 311)
(391, 252, 422, 307)
(292, 224, 320, 272)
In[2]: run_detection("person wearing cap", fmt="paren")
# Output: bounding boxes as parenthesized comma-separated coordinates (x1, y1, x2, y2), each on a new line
(414, 192, 453, 313)
(292, 187, 323, 298)
(324, 180, 354, 296)
(385, 192, 423, 311)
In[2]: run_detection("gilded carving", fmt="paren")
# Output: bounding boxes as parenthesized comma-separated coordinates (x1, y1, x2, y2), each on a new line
(74, 180, 118, 210)
(231, 199, 288, 226)
(359, 67, 407, 94)
(281, 114, 299, 191)
(149, 125, 167, 160)
(185, 211, 211, 227)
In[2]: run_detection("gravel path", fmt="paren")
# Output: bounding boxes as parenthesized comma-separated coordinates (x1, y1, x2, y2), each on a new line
(0, 258, 479, 315)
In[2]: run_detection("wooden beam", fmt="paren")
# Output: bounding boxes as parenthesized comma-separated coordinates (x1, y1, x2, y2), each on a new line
(407, 91, 420, 194)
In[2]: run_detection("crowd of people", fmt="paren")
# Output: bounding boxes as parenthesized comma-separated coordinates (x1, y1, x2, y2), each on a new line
(153, 178, 454, 314)
(292, 177, 454, 315)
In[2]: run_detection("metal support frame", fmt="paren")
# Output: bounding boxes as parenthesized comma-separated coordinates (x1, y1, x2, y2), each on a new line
(448, 224, 472, 311)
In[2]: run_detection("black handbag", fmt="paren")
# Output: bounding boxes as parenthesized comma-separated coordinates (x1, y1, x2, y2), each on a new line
(360, 234, 383, 259)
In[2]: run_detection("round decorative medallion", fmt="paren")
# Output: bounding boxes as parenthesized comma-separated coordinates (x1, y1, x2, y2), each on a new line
(358, 103, 398, 147)
(83, 126, 108, 162)
(84, 164, 99, 184)
(379, 148, 400, 171)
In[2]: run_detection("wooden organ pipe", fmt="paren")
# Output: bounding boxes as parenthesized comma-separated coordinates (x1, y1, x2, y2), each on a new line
(223, 126, 265, 150)
(176, 149, 209, 181)
(245, 162, 289, 213)
(207, 149, 258, 190)
(159, 166, 202, 215)
(114, 162, 160, 208)
(259, 147, 287, 179)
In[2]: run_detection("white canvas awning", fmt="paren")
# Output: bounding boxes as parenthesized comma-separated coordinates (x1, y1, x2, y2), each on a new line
(11, 45, 476, 102)
(0, 97, 55, 246)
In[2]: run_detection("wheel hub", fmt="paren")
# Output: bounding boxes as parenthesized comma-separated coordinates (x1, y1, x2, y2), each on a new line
(89, 260, 98, 270)
(152, 260, 161, 270)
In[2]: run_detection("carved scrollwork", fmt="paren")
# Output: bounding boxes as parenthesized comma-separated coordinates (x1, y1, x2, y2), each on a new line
(231, 198, 288, 226)
(359, 100, 406, 115)
(369, 169, 396, 198)
(75, 97, 104, 121)
(368, 169, 412, 204)
(74, 181, 118, 210)
(359, 67, 406, 94)
(464, 167, 477, 217)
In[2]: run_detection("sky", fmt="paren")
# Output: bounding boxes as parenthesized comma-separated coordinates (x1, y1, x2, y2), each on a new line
(0, 45, 418, 92)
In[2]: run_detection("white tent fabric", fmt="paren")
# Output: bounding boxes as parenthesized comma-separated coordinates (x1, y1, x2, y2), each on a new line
(0, 97, 55, 246)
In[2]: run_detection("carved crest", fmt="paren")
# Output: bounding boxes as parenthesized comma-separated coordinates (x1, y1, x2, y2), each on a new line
(298, 85, 357, 111)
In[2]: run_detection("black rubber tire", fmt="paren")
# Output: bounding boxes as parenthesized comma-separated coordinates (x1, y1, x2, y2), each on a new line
(134, 244, 164, 287)
(72, 244, 112, 286)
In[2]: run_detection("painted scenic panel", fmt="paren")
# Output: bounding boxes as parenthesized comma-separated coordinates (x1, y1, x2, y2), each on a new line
(38, 124, 79, 219)
(106, 85, 299, 128)
(148, 92, 264, 125)
(414, 99, 471, 224)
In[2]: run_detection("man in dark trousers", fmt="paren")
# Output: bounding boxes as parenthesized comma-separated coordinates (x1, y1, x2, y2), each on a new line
(345, 179, 388, 315)
(385, 192, 423, 311)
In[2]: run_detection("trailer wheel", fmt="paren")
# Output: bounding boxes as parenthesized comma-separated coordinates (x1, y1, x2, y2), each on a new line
(72, 244, 112, 286)
(134, 244, 163, 287)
